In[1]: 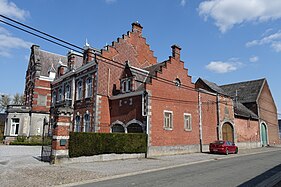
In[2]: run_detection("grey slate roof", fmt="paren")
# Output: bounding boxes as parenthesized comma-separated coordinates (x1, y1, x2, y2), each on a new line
(198, 78, 226, 95)
(34, 49, 68, 77)
(234, 102, 258, 119)
(144, 62, 166, 83)
(220, 78, 265, 103)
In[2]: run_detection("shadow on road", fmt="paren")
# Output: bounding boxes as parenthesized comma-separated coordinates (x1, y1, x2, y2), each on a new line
(238, 163, 281, 187)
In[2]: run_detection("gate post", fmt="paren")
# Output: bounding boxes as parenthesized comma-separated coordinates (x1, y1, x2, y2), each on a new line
(51, 107, 73, 164)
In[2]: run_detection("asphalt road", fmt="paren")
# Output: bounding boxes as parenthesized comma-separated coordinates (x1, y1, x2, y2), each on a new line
(76, 150, 281, 187)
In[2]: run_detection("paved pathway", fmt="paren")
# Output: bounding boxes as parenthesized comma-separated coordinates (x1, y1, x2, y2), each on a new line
(0, 145, 280, 187)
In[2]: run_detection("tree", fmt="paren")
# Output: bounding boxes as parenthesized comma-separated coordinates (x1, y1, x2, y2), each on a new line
(13, 93, 24, 105)
(0, 94, 11, 112)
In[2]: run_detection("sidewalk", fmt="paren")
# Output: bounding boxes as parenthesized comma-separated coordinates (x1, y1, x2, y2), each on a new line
(0, 145, 280, 187)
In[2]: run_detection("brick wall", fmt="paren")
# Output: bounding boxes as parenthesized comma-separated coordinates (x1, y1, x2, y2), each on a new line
(200, 92, 218, 144)
(147, 46, 200, 147)
(235, 117, 259, 143)
(258, 81, 280, 144)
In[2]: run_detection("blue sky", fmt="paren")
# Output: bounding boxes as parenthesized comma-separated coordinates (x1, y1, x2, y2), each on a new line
(0, 0, 280, 116)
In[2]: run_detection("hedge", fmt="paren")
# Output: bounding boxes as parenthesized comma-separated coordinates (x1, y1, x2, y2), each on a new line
(69, 132, 147, 158)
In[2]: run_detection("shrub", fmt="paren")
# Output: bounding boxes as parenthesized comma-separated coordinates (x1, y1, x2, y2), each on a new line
(69, 132, 147, 158)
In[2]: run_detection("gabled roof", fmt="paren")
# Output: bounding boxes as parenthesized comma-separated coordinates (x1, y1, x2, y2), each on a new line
(33, 47, 68, 77)
(234, 102, 258, 119)
(220, 78, 265, 103)
(196, 78, 227, 95)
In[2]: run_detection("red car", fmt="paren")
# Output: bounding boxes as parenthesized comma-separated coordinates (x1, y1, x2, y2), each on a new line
(209, 140, 238, 155)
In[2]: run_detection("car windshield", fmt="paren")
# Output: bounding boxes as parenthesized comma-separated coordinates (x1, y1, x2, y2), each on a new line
(213, 141, 224, 145)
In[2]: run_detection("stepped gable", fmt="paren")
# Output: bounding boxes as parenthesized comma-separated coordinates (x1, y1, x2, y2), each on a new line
(220, 78, 265, 103)
(101, 22, 157, 68)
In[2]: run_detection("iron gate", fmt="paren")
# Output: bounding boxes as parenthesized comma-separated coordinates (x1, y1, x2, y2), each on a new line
(41, 118, 52, 162)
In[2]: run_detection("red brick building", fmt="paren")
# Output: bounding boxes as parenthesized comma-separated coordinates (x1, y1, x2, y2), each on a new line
(6, 22, 279, 155)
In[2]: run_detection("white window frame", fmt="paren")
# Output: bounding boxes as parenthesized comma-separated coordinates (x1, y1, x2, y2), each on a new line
(10, 118, 20, 136)
(85, 77, 93, 98)
(84, 113, 90, 132)
(65, 84, 71, 100)
(76, 81, 83, 100)
(184, 113, 192, 131)
(121, 78, 132, 93)
(164, 110, 173, 130)
(75, 115, 81, 132)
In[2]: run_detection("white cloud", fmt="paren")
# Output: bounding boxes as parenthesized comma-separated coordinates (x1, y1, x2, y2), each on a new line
(0, 0, 29, 20)
(180, 0, 186, 7)
(0, 26, 32, 57)
(205, 59, 242, 73)
(198, 0, 281, 33)
(249, 56, 259, 62)
(246, 30, 281, 52)
(105, 0, 116, 4)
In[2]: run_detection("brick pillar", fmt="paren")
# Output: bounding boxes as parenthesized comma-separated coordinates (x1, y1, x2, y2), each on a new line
(51, 107, 73, 164)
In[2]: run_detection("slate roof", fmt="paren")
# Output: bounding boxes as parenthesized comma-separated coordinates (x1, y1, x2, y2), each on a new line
(220, 78, 265, 103)
(144, 62, 166, 83)
(33, 47, 83, 77)
(198, 78, 226, 95)
(234, 102, 258, 119)
(34, 49, 68, 77)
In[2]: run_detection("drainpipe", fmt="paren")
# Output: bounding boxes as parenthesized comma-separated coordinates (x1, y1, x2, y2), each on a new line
(198, 91, 203, 152)
(216, 94, 220, 140)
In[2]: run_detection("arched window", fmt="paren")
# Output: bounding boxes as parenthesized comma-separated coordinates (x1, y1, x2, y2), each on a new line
(85, 77, 93, 98)
(65, 84, 71, 100)
(84, 113, 90, 132)
(76, 81, 83, 100)
(127, 123, 143, 133)
(111, 124, 125, 133)
(75, 115, 81, 132)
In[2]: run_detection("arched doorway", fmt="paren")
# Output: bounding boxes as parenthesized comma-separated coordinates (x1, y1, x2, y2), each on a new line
(127, 123, 143, 133)
(261, 123, 268, 146)
(222, 123, 234, 142)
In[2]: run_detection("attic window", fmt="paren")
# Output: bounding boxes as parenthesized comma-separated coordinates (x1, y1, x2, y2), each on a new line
(175, 78, 181, 87)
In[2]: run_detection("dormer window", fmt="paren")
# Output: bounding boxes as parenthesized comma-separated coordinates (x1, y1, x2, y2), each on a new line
(121, 78, 132, 93)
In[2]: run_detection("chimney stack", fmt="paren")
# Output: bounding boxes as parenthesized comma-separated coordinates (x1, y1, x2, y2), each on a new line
(171, 44, 181, 60)
(132, 22, 143, 35)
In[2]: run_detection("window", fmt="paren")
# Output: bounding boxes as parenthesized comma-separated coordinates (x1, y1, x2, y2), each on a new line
(11, 118, 20, 136)
(164, 110, 173, 129)
(75, 116, 80, 132)
(85, 78, 93, 98)
(184, 113, 192, 131)
(175, 78, 181, 87)
(76, 81, 82, 100)
(52, 91, 56, 105)
(58, 88, 62, 102)
(84, 113, 90, 132)
(121, 78, 132, 93)
(111, 124, 125, 133)
(65, 84, 71, 100)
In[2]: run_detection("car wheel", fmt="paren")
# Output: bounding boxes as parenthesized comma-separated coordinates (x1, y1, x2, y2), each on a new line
(225, 149, 229, 155)
(235, 148, 238, 154)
